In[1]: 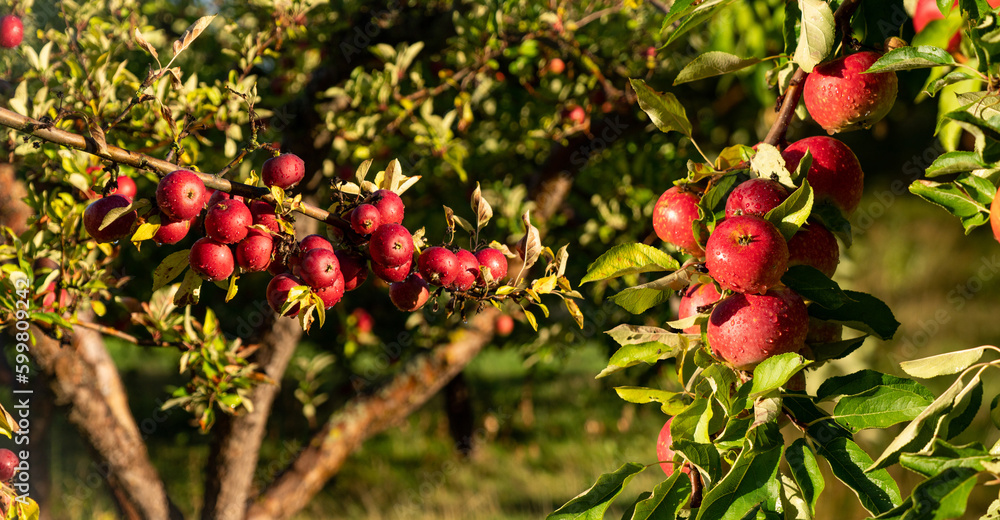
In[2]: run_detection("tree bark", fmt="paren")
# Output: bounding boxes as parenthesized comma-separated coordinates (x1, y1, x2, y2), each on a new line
(29, 325, 182, 519)
(245, 307, 499, 520)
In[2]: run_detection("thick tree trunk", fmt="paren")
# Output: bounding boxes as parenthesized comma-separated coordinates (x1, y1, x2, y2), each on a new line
(444, 372, 475, 456)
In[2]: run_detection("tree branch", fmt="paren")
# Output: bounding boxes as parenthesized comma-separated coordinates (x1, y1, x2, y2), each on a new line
(0, 107, 351, 233)
(762, 68, 808, 146)
(245, 307, 500, 520)
(29, 325, 183, 519)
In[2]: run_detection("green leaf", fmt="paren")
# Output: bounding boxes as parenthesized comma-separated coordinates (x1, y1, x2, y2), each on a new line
(694, 423, 783, 520)
(833, 384, 936, 432)
(786, 439, 824, 514)
(609, 269, 697, 314)
(991, 393, 1000, 429)
(900, 346, 987, 378)
(581, 244, 679, 284)
(793, 0, 835, 72)
(925, 70, 976, 97)
(872, 468, 977, 520)
(938, 373, 982, 440)
(817, 370, 935, 402)
(781, 265, 852, 309)
(152, 249, 191, 292)
(899, 439, 992, 477)
(672, 440, 724, 487)
(598, 336, 698, 378)
(750, 353, 810, 397)
(764, 180, 814, 241)
(811, 202, 852, 247)
(925, 151, 988, 177)
(547, 463, 645, 520)
(674, 52, 762, 85)
(910, 180, 987, 220)
(174, 269, 203, 306)
(614, 387, 691, 415)
(865, 45, 958, 72)
(699, 174, 739, 213)
(664, 0, 737, 47)
(629, 472, 692, 520)
(956, 174, 996, 206)
(807, 290, 899, 340)
(818, 437, 901, 515)
(630, 79, 692, 137)
(672, 398, 713, 444)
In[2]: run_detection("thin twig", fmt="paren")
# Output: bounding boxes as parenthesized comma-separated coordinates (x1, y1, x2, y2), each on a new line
(71, 319, 176, 348)
(762, 68, 807, 146)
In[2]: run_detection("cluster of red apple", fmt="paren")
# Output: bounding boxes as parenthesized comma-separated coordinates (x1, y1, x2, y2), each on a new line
(81, 152, 512, 320)
(652, 48, 899, 475)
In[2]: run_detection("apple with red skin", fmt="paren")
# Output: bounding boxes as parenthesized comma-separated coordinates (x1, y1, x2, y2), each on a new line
(991, 186, 1000, 244)
(205, 190, 244, 210)
(250, 200, 281, 233)
(495, 314, 515, 336)
(782, 136, 865, 215)
(653, 186, 704, 256)
(205, 200, 252, 244)
(545, 58, 565, 75)
(262, 153, 305, 189)
(314, 273, 345, 309)
(110, 176, 137, 200)
(806, 317, 844, 344)
(267, 273, 304, 317)
(389, 273, 431, 311)
(708, 287, 809, 370)
(913, 0, 960, 52)
(236, 233, 273, 272)
(300, 234, 334, 253)
(0, 449, 17, 481)
(787, 221, 839, 278)
(372, 258, 412, 283)
(656, 418, 690, 477)
(725, 178, 788, 218)
(705, 215, 788, 294)
(451, 249, 479, 291)
(84, 195, 136, 243)
(418, 246, 459, 286)
(352, 308, 374, 333)
(351, 203, 381, 235)
(370, 189, 405, 225)
(802, 51, 898, 134)
(475, 248, 508, 285)
(565, 105, 586, 125)
(39, 282, 71, 313)
(677, 283, 723, 334)
(157, 170, 206, 220)
(189, 237, 234, 281)
(0, 16, 22, 49)
(299, 248, 341, 289)
(369, 224, 413, 267)
(153, 214, 192, 245)
(336, 250, 369, 291)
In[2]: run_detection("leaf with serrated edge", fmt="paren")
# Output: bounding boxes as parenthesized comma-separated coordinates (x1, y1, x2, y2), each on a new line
(471, 182, 493, 229)
(546, 463, 645, 520)
(899, 346, 987, 378)
(172, 15, 216, 58)
(794, 0, 834, 72)
(750, 353, 810, 396)
(764, 180, 814, 241)
(629, 78, 692, 137)
(134, 28, 159, 62)
(751, 143, 794, 188)
(786, 439, 824, 513)
(674, 52, 762, 85)
(581, 243, 680, 284)
(630, 472, 691, 520)
(598, 337, 698, 378)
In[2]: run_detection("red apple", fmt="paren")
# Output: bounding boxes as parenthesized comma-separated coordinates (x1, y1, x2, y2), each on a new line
(206, 190, 244, 210)
(708, 287, 809, 370)
(352, 308, 374, 333)
(806, 317, 844, 344)
(566, 105, 586, 125)
(417, 246, 459, 287)
(250, 200, 281, 233)
(370, 189, 405, 225)
(913, 0, 960, 52)
(262, 153, 306, 189)
(782, 136, 864, 215)
(351, 203, 381, 235)
(495, 314, 515, 336)
(0, 16, 22, 49)
(267, 273, 304, 317)
(787, 221, 839, 278)
(991, 185, 1000, 244)
(653, 186, 704, 256)
(299, 248, 341, 289)
(0, 449, 17, 481)
(153, 214, 192, 245)
(236, 233, 273, 272)
(205, 200, 252, 244)
(657, 418, 690, 477)
(705, 215, 788, 294)
(314, 274, 345, 309)
(372, 258, 412, 283)
(157, 170, 206, 220)
(110, 176, 137, 200)
(545, 58, 565, 75)
(389, 273, 431, 311)
(189, 237, 234, 282)
(475, 248, 508, 285)
(336, 250, 369, 291)
(677, 283, 723, 334)
(300, 234, 333, 253)
(725, 178, 788, 218)
(83, 195, 136, 243)
(451, 249, 480, 291)
(802, 51, 898, 134)
(369, 224, 413, 267)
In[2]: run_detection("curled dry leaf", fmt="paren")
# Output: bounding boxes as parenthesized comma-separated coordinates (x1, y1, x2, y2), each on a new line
(172, 15, 217, 58)
(471, 182, 493, 229)
(133, 27, 159, 62)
